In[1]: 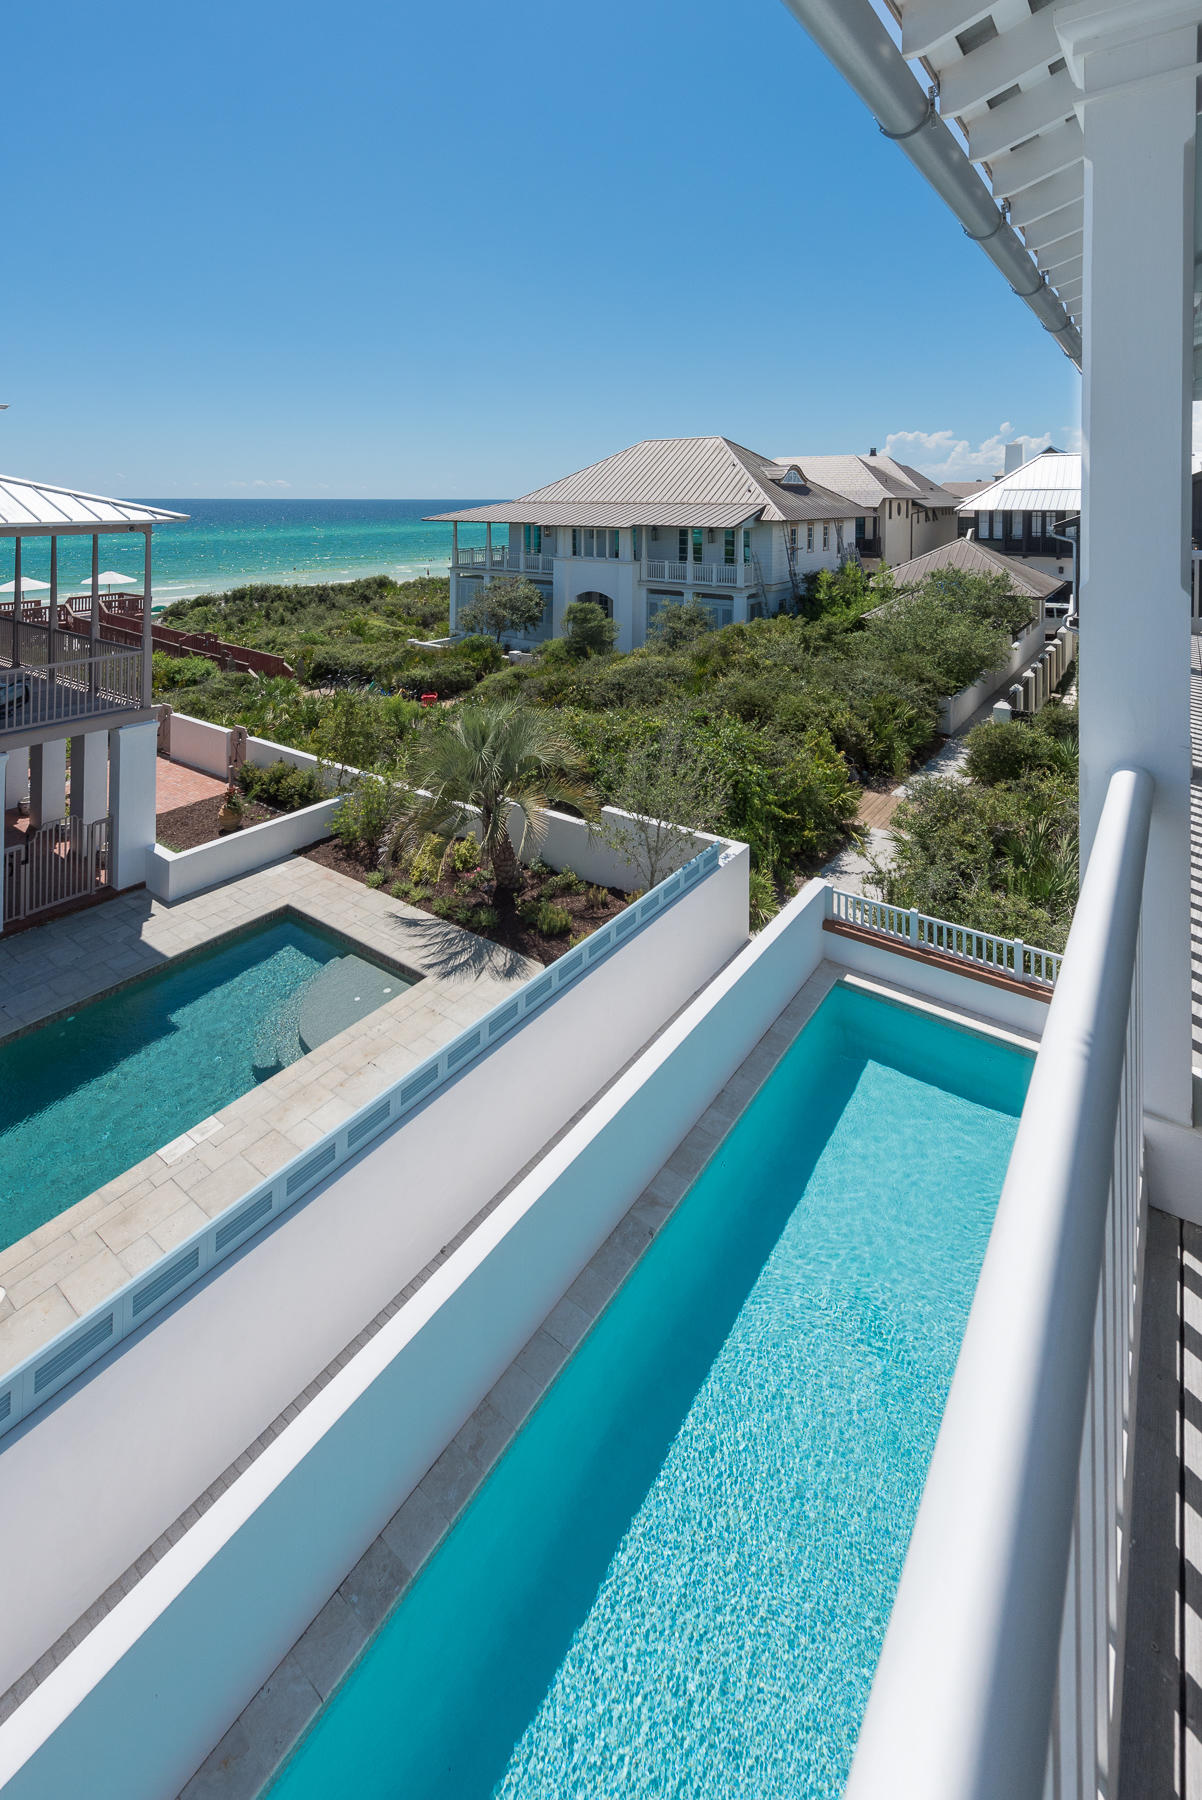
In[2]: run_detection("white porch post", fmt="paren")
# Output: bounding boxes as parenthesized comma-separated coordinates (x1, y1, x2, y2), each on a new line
(485, 521, 492, 567)
(107, 719, 158, 889)
(70, 729, 108, 825)
(1067, 0, 1201, 1126)
(28, 740, 67, 828)
(48, 535, 57, 670)
(89, 533, 99, 654)
(141, 528, 153, 706)
(11, 537, 21, 667)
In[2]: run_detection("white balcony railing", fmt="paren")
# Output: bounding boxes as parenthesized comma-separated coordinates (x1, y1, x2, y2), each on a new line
(642, 559, 747, 586)
(453, 549, 554, 574)
(826, 889, 1062, 987)
(844, 766, 1150, 1800)
(0, 650, 145, 731)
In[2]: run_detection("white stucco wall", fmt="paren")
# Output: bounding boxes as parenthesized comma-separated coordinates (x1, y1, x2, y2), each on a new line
(937, 615, 1056, 734)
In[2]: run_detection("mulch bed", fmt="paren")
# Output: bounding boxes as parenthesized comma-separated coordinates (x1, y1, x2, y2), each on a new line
(155, 795, 280, 851)
(302, 838, 630, 965)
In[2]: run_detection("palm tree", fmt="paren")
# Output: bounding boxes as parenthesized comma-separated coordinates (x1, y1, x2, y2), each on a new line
(392, 701, 597, 891)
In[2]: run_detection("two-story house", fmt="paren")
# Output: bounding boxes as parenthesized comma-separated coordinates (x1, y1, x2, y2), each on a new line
(955, 448, 1082, 583)
(0, 476, 185, 933)
(429, 437, 858, 653)
(768, 452, 962, 566)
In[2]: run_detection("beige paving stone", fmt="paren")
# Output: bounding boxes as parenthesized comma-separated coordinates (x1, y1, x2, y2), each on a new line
(149, 1200, 210, 1254)
(95, 1181, 192, 1255)
(0, 1289, 80, 1365)
(6, 1234, 110, 1312)
(59, 1247, 134, 1317)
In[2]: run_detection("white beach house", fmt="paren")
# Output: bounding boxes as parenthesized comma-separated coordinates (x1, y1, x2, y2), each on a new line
(956, 447, 1082, 580)
(769, 450, 962, 565)
(0, 478, 185, 933)
(430, 435, 858, 651)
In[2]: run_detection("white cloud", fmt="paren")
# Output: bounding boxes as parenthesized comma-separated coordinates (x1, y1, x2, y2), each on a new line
(228, 478, 292, 489)
(883, 422, 1062, 482)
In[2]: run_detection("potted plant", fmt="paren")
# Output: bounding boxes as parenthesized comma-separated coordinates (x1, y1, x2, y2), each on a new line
(217, 784, 245, 834)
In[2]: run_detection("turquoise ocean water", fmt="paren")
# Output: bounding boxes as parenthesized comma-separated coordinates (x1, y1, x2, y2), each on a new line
(267, 983, 1031, 1800)
(4, 500, 497, 605)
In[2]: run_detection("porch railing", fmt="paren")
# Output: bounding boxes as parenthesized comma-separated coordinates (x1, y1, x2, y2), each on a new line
(844, 766, 1150, 1800)
(826, 887, 1062, 987)
(3, 814, 110, 925)
(643, 559, 745, 586)
(0, 650, 145, 731)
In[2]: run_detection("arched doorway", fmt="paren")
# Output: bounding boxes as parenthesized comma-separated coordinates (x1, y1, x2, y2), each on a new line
(575, 590, 613, 618)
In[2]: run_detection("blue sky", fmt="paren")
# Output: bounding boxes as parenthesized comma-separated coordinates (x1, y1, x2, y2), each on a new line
(7, 0, 1080, 498)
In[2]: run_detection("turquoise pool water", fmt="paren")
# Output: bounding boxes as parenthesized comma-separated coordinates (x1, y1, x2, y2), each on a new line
(0, 919, 411, 1253)
(266, 982, 1032, 1800)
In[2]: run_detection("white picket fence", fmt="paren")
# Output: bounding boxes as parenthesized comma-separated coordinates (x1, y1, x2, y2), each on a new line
(826, 886, 1062, 987)
(2, 815, 110, 924)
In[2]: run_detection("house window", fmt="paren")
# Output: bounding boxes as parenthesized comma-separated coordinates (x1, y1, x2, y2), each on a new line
(1008, 512, 1024, 538)
(1030, 513, 1043, 539)
(571, 528, 579, 556)
(583, 528, 595, 556)
(855, 516, 867, 540)
(610, 530, 620, 558)
(692, 528, 703, 563)
(806, 524, 814, 551)
(822, 523, 830, 550)
(678, 528, 688, 563)
(632, 526, 642, 560)
(523, 524, 542, 553)
(789, 527, 798, 551)
(724, 528, 736, 565)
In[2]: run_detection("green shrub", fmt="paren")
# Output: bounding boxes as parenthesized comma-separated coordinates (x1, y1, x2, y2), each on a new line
(364, 870, 385, 889)
(533, 900, 573, 937)
(542, 867, 585, 897)
(407, 833, 445, 886)
(330, 773, 402, 860)
(449, 836, 481, 872)
(748, 868, 780, 930)
(584, 884, 609, 908)
(238, 759, 326, 812)
(153, 651, 212, 692)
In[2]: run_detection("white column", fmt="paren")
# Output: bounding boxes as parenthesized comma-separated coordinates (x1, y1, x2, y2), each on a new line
(4, 749, 27, 811)
(1068, 2, 1201, 1125)
(142, 528, 153, 706)
(28, 739, 67, 828)
(70, 729, 109, 824)
(107, 718, 158, 890)
(11, 537, 21, 667)
(485, 521, 492, 567)
(89, 533, 99, 654)
(48, 535, 58, 670)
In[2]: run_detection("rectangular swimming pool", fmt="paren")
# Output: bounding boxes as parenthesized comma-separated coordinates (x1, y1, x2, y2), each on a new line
(265, 980, 1032, 1800)
(0, 917, 413, 1252)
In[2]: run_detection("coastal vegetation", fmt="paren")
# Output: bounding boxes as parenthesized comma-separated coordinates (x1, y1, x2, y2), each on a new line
(153, 567, 1054, 937)
(876, 704, 1079, 953)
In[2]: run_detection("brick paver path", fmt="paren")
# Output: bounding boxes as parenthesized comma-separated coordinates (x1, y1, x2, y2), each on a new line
(156, 755, 226, 812)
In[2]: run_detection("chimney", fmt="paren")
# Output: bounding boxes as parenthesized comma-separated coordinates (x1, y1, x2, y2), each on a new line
(1004, 440, 1025, 474)
(869, 446, 878, 456)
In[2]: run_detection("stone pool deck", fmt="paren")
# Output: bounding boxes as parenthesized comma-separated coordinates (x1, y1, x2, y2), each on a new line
(0, 859, 539, 1375)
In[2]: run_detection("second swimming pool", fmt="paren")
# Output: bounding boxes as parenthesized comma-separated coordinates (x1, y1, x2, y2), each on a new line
(0, 917, 412, 1252)
(266, 980, 1032, 1799)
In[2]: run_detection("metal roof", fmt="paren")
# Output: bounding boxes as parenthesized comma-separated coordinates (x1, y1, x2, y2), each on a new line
(0, 476, 188, 534)
(955, 451, 1082, 515)
(883, 534, 1069, 600)
(771, 453, 959, 510)
(428, 437, 859, 528)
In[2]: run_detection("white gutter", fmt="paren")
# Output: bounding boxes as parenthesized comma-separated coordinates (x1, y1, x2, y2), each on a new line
(778, 0, 1083, 368)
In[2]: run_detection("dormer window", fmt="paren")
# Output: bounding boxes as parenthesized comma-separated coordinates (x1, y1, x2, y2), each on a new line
(780, 468, 803, 486)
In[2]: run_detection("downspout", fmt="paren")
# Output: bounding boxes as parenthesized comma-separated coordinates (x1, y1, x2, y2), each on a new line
(778, 0, 1082, 368)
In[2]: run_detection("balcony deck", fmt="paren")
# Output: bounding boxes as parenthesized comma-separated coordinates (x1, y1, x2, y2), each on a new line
(0, 647, 146, 743)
